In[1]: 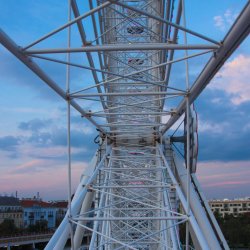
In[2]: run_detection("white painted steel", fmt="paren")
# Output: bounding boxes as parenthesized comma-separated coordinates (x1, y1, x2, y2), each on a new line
(73, 191, 95, 249)
(1, 1, 248, 249)
(45, 150, 110, 249)
(26, 44, 218, 54)
(173, 153, 222, 249)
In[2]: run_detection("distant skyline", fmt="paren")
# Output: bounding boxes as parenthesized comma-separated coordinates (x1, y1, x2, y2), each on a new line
(0, 1, 250, 201)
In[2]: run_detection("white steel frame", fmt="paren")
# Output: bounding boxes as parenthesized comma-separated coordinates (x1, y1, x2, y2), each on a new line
(1, 0, 250, 249)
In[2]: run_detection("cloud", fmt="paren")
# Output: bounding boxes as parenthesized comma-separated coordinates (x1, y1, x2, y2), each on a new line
(0, 127, 97, 162)
(198, 163, 250, 182)
(19, 118, 51, 132)
(9, 159, 49, 174)
(1, 160, 89, 200)
(0, 107, 51, 115)
(194, 87, 250, 162)
(0, 136, 20, 151)
(18, 145, 67, 161)
(203, 180, 250, 188)
(26, 127, 96, 150)
(15, 114, 96, 147)
(198, 128, 250, 161)
(0, 113, 97, 165)
(214, 16, 225, 30)
(213, 9, 238, 31)
(198, 120, 229, 134)
(197, 160, 250, 199)
(0, 47, 66, 103)
(210, 54, 250, 105)
(169, 84, 250, 162)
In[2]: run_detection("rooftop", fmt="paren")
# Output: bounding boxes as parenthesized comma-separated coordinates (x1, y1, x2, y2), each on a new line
(209, 197, 250, 203)
(50, 201, 68, 208)
(21, 199, 53, 208)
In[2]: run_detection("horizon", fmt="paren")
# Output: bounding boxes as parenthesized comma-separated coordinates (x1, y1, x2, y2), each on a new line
(1, 192, 250, 203)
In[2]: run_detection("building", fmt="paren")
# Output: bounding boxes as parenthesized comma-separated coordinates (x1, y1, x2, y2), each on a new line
(0, 196, 23, 228)
(50, 200, 68, 227)
(21, 198, 56, 229)
(209, 198, 250, 217)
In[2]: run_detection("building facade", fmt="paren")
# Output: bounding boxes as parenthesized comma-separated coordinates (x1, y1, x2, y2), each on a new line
(21, 198, 56, 229)
(50, 200, 68, 227)
(0, 196, 23, 228)
(209, 198, 250, 217)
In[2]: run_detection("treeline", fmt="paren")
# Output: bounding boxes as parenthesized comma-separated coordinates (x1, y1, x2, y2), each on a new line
(215, 212, 250, 248)
(178, 212, 250, 249)
(0, 219, 49, 237)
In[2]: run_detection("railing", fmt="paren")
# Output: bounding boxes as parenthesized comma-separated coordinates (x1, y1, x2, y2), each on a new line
(0, 232, 53, 246)
(0, 231, 91, 247)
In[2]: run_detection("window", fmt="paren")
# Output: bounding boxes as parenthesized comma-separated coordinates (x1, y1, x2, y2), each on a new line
(48, 211, 54, 217)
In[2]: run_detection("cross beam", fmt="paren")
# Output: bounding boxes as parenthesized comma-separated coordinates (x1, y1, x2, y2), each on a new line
(25, 44, 219, 54)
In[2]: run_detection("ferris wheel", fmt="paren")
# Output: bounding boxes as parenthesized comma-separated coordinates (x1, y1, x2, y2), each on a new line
(0, 1, 249, 249)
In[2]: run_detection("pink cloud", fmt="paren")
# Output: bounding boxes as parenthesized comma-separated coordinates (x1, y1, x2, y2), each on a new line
(19, 145, 67, 159)
(202, 180, 250, 188)
(1, 161, 88, 200)
(198, 169, 250, 181)
(210, 54, 250, 105)
(196, 160, 250, 198)
(9, 159, 46, 173)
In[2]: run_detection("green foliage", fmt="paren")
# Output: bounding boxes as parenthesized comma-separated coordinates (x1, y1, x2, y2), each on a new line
(178, 212, 250, 248)
(0, 219, 49, 237)
(27, 219, 48, 232)
(0, 219, 19, 236)
(214, 212, 250, 247)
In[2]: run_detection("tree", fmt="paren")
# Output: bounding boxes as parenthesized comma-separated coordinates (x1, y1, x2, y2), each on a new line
(27, 219, 48, 233)
(0, 219, 19, 236)
(214, 212, 250, 248)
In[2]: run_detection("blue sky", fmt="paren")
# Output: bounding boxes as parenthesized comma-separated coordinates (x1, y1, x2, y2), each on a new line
(0, 1, 249, 200)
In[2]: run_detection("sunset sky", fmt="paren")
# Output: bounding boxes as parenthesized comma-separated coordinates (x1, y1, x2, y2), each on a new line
(0, 0, 249, 201)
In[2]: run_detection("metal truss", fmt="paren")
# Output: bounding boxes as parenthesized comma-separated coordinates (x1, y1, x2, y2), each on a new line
(1, 0, 250, 249)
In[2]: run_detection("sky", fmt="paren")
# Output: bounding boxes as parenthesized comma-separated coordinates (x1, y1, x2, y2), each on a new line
(0, 0, 249, 201)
